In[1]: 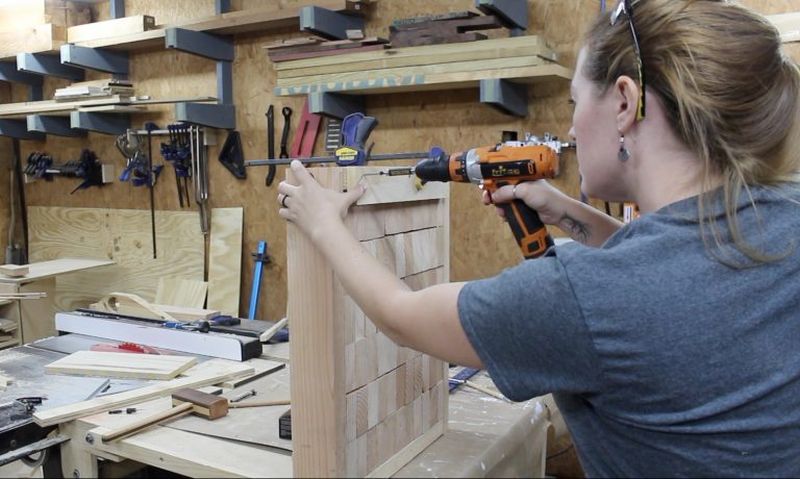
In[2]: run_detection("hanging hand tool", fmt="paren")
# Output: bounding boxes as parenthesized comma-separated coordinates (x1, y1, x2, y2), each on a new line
(161, 124, 193, 207)
(144, 122, 160, 259)
(248, 240, 271, 320)
(6, 138, 28, 265)
(266, 105, 276, 186)
(218, 130, 247, 180)
(244, 113, 430, 168)
(400, 134, 573, 260)
(280, 106, 292, 159)
(191, 125, 210, 235)
(289, 99, 322, 158)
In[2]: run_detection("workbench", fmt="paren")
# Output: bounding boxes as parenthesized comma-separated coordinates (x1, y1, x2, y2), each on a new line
(0, 338, 554, 478)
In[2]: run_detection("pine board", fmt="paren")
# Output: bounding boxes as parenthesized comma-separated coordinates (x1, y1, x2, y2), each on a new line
(27, 207, 204, 312)
(34, 359, 254, 427)
(274, 35, 554, 78)
(45, 351, 198, 380)
(207, 207, 244, 317)
(288, 167, 449, 477)
(67, 15, 156, 43)
(0, 23, 66, 60)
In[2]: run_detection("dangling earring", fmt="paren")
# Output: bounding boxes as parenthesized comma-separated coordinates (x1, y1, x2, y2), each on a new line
(618, 135, 630, 162)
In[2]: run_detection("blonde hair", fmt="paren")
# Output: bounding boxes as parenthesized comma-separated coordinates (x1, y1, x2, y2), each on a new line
(583, 0, 800, 267)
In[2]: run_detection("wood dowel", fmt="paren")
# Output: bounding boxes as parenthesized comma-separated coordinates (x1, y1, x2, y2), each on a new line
(101, 402, 193, 442)
(228, 399, 291, 409)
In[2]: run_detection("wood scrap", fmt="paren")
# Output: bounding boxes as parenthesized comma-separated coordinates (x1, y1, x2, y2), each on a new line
(0, 292, 47, 300)
(220, 357, 285, 389)
(266, 36, 389, 62)
(389, 14, 502, 48)
(0, 264, 29, 277)
(151, 304, 219, 322)
(259, 316, 288, 343)
(89, 292, 177, 321)
(390, 10, 477, 28)
(45, 350, 198, 380)
(33, 359, 254, 427)
(155, 277, 208, 309)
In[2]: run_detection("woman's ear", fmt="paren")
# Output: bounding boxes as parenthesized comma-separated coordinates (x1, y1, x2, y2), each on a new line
(614, 75, 640, 133)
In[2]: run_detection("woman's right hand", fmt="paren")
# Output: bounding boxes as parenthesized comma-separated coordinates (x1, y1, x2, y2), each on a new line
(483, 180, 568, 226)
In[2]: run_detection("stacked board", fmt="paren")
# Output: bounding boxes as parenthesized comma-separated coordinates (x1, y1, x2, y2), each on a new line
(288, 167, 449, 477)
(274, 35, 572, 96)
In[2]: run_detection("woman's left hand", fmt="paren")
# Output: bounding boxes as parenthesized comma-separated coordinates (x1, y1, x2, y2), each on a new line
(277, 160, 366, 242)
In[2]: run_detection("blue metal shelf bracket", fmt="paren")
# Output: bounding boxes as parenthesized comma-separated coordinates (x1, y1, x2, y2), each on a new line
(61, 44, 129, 76)
(308, 92, 364, 119)
(480, 79, 528, 117)
(300, 6, 364, 40)
(0, 120, 45, 140)
(16, 53, 85, 81)
(166, 27, 235, 129)
(0, 61, 44, 100)
(110, 0, 124, 18)
(70, 111, 130, 135)
(476, 0, 528, 36)
(175, 102, 235, 130)
(166, 28, 234, 62)
(27, 115, 86, 137)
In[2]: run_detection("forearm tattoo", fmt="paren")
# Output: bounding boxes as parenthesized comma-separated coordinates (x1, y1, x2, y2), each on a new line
(560, 214, 591, 244)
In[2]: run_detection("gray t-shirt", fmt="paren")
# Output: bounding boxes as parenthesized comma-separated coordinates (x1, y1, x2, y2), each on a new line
(458, 184, 800, 477)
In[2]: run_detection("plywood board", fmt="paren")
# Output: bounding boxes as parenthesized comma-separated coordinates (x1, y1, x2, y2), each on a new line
(45, 351, 198, 380)
(155, 277, 208, 308)
(289, 166, 449, 477)
(207, 208, 244, 317)
(27, 207, 204, 312)
(67, 15, 156, 43)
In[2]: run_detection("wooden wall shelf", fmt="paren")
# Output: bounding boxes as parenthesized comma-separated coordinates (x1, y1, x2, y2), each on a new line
(73, 0, 358, 52)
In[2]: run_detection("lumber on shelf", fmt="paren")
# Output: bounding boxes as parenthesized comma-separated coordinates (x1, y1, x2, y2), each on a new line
(0, 24, 65, 60)
(67, 15, 156, 43)
(273, 36, 571, 97)
(73, 0, 359, 51)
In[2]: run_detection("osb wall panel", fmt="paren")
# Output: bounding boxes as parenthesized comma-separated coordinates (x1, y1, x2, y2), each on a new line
(8, 0, 797, 321)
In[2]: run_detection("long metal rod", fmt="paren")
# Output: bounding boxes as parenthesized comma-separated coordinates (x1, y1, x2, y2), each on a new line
(244, 151, 430, 167)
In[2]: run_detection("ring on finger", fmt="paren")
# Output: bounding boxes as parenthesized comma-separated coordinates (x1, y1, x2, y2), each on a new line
(512, 185, 518, 199)
(281, 194, 289, 208)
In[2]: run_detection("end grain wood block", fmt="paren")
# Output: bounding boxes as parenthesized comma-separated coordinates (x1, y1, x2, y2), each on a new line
(288, 166, 449, 477)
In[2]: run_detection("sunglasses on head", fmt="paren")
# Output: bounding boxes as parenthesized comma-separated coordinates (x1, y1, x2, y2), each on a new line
(611, 0, 647, 120)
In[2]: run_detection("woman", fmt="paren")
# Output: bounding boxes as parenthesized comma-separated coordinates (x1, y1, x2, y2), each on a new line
(277, 0, 800, 475)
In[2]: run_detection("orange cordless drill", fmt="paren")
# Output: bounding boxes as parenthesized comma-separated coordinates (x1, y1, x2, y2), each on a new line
(409, 135, 571, 259)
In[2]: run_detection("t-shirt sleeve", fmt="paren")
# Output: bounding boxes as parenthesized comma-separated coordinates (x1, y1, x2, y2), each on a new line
(457, 251, 604, 401)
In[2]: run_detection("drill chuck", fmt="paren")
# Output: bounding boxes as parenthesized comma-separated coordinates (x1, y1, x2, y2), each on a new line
(413, 149, 461, 183)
